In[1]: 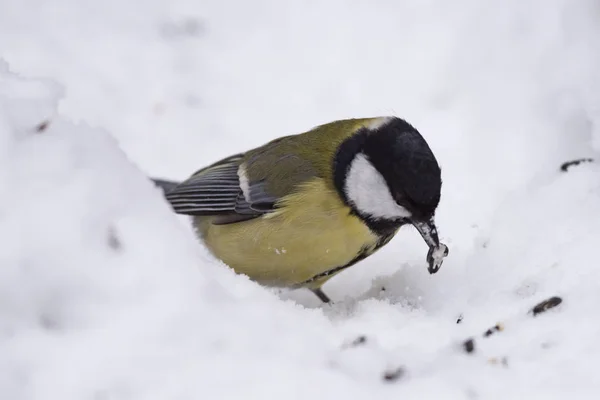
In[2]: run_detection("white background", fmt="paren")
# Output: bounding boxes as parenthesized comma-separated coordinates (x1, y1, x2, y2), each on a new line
(1, 1, 600, 398)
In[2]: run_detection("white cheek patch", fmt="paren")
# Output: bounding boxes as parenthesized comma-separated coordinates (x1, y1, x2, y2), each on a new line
(345, 153, 412, 220)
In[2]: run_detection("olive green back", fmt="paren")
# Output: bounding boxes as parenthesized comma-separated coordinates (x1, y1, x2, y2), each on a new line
(241, 117, 381, 200)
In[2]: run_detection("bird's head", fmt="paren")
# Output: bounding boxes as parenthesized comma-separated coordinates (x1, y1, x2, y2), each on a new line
(334, 116, 448, 272)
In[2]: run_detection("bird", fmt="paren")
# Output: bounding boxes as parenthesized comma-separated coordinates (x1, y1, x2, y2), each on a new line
(153, 116, 448, 303)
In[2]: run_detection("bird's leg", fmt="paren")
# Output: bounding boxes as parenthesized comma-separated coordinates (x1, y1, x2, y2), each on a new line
(311, 288, 331, 303)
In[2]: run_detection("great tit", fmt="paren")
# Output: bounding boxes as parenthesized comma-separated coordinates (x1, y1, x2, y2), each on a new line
(154, 116, 448, 303)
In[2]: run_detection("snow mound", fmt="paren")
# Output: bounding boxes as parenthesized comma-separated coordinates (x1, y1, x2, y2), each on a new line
(0, 63, 355, 400)
(3, 61, 600, 400)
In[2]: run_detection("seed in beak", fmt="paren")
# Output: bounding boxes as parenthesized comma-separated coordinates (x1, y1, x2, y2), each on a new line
(411, 217, 449, 274)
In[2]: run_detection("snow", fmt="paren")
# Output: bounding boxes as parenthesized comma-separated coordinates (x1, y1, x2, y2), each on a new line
(1, 0, 600, 398)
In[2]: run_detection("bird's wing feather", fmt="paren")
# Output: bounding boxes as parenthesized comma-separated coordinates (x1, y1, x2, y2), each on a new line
(163, 138, 318, 222)
(164, 153, 255, 216)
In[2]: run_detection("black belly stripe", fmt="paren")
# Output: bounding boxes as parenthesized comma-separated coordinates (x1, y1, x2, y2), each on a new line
(297, 233, 397, 287)
(300, 264, 353, 285)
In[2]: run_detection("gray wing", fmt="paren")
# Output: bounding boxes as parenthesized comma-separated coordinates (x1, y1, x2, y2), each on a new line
(164, 141, 317, 225)
(164, 153, 273, 219)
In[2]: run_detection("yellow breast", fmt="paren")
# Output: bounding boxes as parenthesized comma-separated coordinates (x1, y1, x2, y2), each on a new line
(193, 178, 386, 288)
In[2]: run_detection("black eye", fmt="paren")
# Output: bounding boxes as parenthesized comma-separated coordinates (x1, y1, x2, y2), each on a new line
(394, 192, 413, 209)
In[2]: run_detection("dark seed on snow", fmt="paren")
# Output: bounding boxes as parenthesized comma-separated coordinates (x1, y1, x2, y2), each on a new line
(531, 296, 562, 316)
(560, 158, 594, 172)
(483, 323, 503, 337)
(463, 338, 475, 354)
(36, 121, 50, 132)
(341, 335, 367, 349)
(351, 335, 367, 346)
(382, 367, 405, 382)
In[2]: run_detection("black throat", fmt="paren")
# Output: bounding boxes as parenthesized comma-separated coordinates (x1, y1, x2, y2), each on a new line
(332, 128, 407, 237)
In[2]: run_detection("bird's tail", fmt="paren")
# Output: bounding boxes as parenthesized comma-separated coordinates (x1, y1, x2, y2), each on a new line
(151, 178, 181, 195)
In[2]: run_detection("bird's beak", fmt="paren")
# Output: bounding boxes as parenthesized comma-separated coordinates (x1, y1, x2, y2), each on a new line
(411, 217, 449, 274)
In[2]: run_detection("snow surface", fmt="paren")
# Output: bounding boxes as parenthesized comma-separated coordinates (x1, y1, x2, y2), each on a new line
(1, 0, 600, 398)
